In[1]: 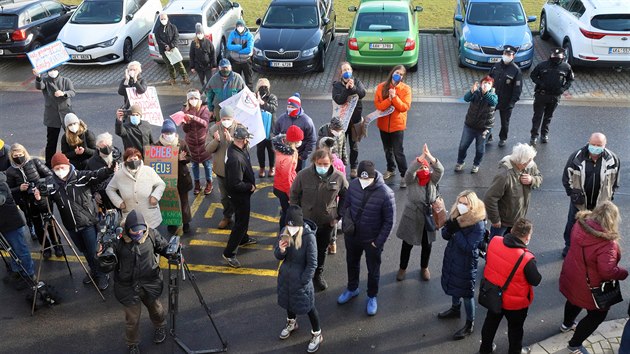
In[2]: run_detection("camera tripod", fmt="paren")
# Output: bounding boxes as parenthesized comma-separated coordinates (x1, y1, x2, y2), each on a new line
(168, 243, 227, 353)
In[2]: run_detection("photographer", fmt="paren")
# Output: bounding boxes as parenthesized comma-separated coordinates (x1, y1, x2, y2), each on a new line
(115, 105, 154, 157)
(98, 209, 169, 354)
(5, 143, 62, 258)
(86, 132, 122, 211)
(46, 152, 115, 291)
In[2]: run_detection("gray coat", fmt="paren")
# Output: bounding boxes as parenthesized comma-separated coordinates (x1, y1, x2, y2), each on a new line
(35, 75, 76, 128)
(396, 158, 444, 245)
(274, 219, 317, 315)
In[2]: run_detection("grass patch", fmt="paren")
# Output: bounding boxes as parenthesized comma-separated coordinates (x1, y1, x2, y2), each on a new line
(63, 0, 546, 30)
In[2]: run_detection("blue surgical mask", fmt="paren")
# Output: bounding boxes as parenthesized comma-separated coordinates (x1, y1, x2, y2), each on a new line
(342, 71, 352, 80)
(130, 115, 140, 125)
(588, 144, 604, 156)
(392, 73, 402, 83)
(316, 166, 329, 175)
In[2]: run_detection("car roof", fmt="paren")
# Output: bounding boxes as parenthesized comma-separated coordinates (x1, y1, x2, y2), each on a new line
(269, 0, 318, 6)
(0, 0, 46, 13)
(163, 0, 213, 12)
(359, 1, 410, 11)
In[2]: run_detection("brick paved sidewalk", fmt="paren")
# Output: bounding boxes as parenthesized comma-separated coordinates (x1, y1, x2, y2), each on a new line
(530, 318, 626, 354)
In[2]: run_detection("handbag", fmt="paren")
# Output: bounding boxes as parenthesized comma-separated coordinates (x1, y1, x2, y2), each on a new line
(424, 185, 447, 232)
(582, 247, 623, 309)
(342, 189, 374, 236)
(478, 251, 526, 314)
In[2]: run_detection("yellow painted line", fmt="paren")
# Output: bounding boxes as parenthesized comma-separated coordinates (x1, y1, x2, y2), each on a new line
(1, 251, 86, 263)
(196, 227, 277, 238)
(204, 202, 222, 219)
(190, 192, 206, 218)
(267, 192, 275, 199)
(250, 212, 279, 223)
(159, 258, 278, 277)
(189, 239, 273, 251)
(202, 202, 279, 223)
(255, 181, 274, 190)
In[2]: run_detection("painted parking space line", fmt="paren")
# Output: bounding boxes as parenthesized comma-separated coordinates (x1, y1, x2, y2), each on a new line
(194, 227, 277, 238)
(189, 239, 274, 251)
(203, 202, 280, 223)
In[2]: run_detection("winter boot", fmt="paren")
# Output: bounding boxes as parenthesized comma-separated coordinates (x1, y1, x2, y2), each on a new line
(437, 304, 461, 319)
(279, 318, 298, 339)
(307, 330, 322, 353)
(313, 268, 328, 292)
(204, 180, 213, 195)
(194, 180, 201, 195)
(453, 320, 474, 340)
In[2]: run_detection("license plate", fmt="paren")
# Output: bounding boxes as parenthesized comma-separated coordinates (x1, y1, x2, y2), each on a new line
(488, 57, 501, 63)
(270, 61, 293, 68)
(609, 47, 630, 54)
(71, 54, 92, 60)
(179, 39, 188, 45)
(0, 49, 3, 55)
(369, 43, 394, 50)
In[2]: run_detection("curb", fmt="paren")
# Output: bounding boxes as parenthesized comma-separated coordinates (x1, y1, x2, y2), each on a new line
(530, 318, 626, 354)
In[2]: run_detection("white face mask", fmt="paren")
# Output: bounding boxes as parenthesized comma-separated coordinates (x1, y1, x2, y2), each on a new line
(68, 124, 79, 133)
(196, 34, 204, 40)
(221, 119, 233, 128)
(160, 19, 168, 25)
(48, 70, 59, 79)
(286, 226, 300, 236)
(359, 178, 374, 189)
(457, 203, 469, 215)
(162, 133, 176, 143)
(482, 83, 492, 92)
(54, 168, 69, 179)
(295, 141, 302, 148)
(236, 26, 245, 33)
(502, 55, 513, 64)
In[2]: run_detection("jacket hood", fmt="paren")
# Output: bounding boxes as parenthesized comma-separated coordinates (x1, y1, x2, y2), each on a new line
(575, 212, 620, 243)
(455, 200, 486, 228)
(272, 134, 295, 155)
(503, 233, 527, 249)
(303, 218, 318, 234)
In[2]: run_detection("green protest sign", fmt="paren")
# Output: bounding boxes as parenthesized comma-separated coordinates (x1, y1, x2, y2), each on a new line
(144, 145, 182, 226)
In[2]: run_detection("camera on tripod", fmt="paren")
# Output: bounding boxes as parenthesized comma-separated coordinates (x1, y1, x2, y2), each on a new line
(97, 210, 123, 272)
(28, 178, 54, 197)
(166, 235, 181, 265)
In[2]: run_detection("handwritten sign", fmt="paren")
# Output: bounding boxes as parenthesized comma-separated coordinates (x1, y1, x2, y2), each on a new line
(332, 94, 359, 131)
(219, 87, 265, 147)
(127, 86, 164, 126)
(144, 145, 181, 226)
(27, 40, 70, 74)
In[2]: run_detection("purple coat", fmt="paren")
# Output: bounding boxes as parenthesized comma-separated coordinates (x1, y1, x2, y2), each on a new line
(182, 104, 212, 163)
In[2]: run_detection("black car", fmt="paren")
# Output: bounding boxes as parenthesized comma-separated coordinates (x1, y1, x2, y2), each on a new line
(252, 0, 336, 73)
(0, 0, 75, 58)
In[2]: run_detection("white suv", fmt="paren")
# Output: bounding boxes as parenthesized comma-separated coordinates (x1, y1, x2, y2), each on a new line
(539, 0, 630, 69)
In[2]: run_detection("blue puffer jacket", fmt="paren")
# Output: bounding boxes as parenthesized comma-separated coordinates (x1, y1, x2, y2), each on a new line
(341, 171, 395, 248)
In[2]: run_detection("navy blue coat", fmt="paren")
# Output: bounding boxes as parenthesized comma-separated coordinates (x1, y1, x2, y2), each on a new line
(275, 219, 317, 315)
(441, 217, 486, 298)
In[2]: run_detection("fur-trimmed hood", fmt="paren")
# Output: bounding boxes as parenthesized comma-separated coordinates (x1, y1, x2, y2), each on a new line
(272, 134, 295, 156)
(452, 200, 487, 228)
(576, 211, 620, 241)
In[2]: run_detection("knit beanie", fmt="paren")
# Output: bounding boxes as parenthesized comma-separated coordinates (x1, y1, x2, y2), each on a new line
(220, 106, 234, 119)
(51, 152, 70, 168)
(285, 205, 304, 226)
(195, 23, 203, 34)
(286, 125, 304, 142)
(287, 93, 301, 109)
(130, 104, 143, 115)
(161, 119, 176, 134)
(64, 113, 80, 128)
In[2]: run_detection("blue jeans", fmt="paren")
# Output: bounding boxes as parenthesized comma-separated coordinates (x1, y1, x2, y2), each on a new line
(619, 319, 630, 354)
(452, 296, 475, 322)
(457, 125, 486, 166)
(68, 225, 102, 277)
(192, 160, 213, 182)
(3, 226, 35, 277)
(563, 202, 579, 248)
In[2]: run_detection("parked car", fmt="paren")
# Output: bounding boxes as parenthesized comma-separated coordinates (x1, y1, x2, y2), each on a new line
(540, 0, 630, 69)
(453, 0, 537, 70)
(252, 0, 336, 73)
(148, 0, 242, 63)
(57, 0, 162, 65)
(0, 0, 75, 58)
(346, 0, 422, 72)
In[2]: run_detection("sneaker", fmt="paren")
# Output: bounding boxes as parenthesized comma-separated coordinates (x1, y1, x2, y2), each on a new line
(128, 344, 140, 354)
(541, 135, 549, 143)
(97, 274, 109, 291)
(396, 268, 406, 281)
(382, 170, 395, 180)
(520, 347, 531, 354)
(193, 181, 201, 195)
(279, 318, 298, 339)
(307, 330, 322, 353)
(421, 267, 431, 281)
(54, 245, 64, 257)
(240, 237, 258, 246)
(204, 181, 213, 195)
(529, 138, 537, 146)
(168, 79, 176, 86)
(43, 248, 52, 259)
(399, 179, 407, 188)
(471, 165, 480, 174)
(259, 169, 266, 178)
(498, 140, 506, 147)
(476, 343, 497, 354)
(560, 321, 577, 333)
(153, 327, 166, 344)
(366, 296, 378, 315)
(337, 288, 360, 304)
(182, 77, 191, 85)
(222, 254, 241, 268)
(454, 163, 465, 172)
(269, 167, 276, 177)
(567, 345, 589, 354)
(29, 224, 38, 241)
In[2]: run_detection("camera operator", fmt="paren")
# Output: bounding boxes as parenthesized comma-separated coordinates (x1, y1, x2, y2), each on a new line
(0, 171, 36, 290)
(86, 132, 122, 211)
(5, 143, 62, 258)
(46, 152, 115, 291)
(97, 209, 169, 354)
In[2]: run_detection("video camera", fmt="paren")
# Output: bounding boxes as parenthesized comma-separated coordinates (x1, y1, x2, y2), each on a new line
(166, 235, 181, 265)
(28, 178, 55, 197)
(97, 210, 123, 272)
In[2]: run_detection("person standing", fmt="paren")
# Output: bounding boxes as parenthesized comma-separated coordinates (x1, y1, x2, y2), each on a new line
(337, 160, 395, 316)
(272, 126, 304, 230)
(86, 132, 122, 211)
(317, 117, 347, 169)
(290, 149, 348, 292)
(273, 93, 316, 172)
(255, 78, 279, 178)
(438, 190, 486, 340)
(488, 46, 522, 147)
(34, 68, 76, 168)
(559, 202, 627, 354)
(118, 61, 147, 109)
(374, 65, 411, 187)
(484, 143, 542, 238)
(204, 59, 245, 119)
(561, 132, 619, 257)
(226, 19, 254, 89)
(182, 89, 213, 196)
(332, 62, 366, 178)
(395, 144, 443, 282)
(155, 12, 190, 85)
(478, 218, 542, 354)
(529, 47, 574, 146)
(189, 23, 216, 88)
(0, 139, 10, 172)
(60, 113, 97, 170)
(222, 127, 257, 268)
(115, 105, 154, 157)
(274, 205, 323, 353)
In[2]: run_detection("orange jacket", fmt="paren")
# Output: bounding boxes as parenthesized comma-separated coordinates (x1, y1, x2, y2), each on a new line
(374, 81, 412, 133)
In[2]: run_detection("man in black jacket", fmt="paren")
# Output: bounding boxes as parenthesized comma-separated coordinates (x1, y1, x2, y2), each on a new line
(489, 45, 523, 147)
(222, 127, 257, 268)
(115, 105, 154, 157)
(155, 12, 189, 85)
(529, 47, 574, 146)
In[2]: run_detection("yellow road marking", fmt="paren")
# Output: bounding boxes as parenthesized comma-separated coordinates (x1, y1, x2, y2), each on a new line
(203, 203, 279, 223)
(190, 192, 205, 218)
(250, 212, 279, 223)
(204, 202, 222, 219)
(196, 227, 277, 237)
(267, 192, 275, 199)
(189, 239, 273, 251)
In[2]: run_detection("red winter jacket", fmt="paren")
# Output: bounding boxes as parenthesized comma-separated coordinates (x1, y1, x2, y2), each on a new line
(560, 216, 628, 310)
(183, 104, 212, 163)
(272, 135, 298, 195)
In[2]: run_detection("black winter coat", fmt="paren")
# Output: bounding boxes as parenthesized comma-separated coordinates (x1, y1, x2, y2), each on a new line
(463, 90, 497, 132)
(115, 118, 154, 157)
(332, 78, 366, 125)
(61, 129, 97, 170)
(86, 147, 122, 210)
(489, 61, 523, 110)
(225, 143, 255, 196)
(531, 60, 574, 96)
(155, 22, 179, 54)
(441, 217, 485, 298)
(189, 38, 216, 71)
(0, 172, 26, 233)
(118, 77, 147, 109)
(0, 146, 10, 172)
(5, 158, 52, 211)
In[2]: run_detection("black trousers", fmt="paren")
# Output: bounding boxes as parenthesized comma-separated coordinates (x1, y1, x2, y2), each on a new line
(563, 300, 609, 348)
(223, 193, 251, 258)
(314, 222, 334, 272)
(273, 188, 289, 231)
(399, 229, 432, 270)
(379, 130, 407, 177)
(287, 307, 321, 332)
(256, 139, 275, 170)
(216, 176, 234, 219)
(196, 67, 213, 88)
(45, 127, 61, 167)
(231, 61, 253, 88)
(345, 129, 359, 170)
(480, 307, 529, 354)
(498, 107, 514, 141)
(345, 237, 382, 298)
(530, 94, 559, 139)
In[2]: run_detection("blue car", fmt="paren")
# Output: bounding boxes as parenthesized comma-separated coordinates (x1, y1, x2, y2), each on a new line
(453, 0, 537, 70)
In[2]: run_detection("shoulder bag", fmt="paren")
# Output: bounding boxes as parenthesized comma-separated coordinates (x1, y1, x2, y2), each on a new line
(342, 189, 374, 236)
(478, 250, 526, 314)
(424, 184, 447, 232)
(582, 247, 623, 309)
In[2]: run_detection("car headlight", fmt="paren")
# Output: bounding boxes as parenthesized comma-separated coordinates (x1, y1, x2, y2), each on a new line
(302, 46, 319, 57)
(463, 41, 480, 51)
(520, 42, 533, 51)
(253, 47, 263, 57)
(95, 37, 118, 48)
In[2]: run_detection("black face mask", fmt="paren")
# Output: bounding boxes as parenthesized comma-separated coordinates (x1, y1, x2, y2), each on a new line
(99, 146, 113, 155)
(550, 57, 563, 64)
(258, 87, 269, 96)
(14, 156, 26, 165)
(125, 160, 141, 170)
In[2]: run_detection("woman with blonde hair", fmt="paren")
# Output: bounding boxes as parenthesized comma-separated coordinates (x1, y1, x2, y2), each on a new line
(256, 78, 279, 177)
(60, 113, 96, 170)
(182, 88, 213, 195)
(118, 60, 147, 109)
(438, 190, 486, 340)
(560, 201, 628, 353)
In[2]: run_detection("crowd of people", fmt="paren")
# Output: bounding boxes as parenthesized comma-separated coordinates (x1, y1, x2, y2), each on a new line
(1, 37, 627, 354)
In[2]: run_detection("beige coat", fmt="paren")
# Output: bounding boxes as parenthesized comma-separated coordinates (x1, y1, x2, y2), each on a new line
(205, 121, 243, 177)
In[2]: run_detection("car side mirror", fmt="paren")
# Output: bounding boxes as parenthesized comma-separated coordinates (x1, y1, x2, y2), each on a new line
(527, 16, 537, 23)
(256, 18, 261, 26)
(348, 5, 357, 12)
(414, 6, 423, 12)
(232, 2, 240, 8)
(454, 14, 464, 22)
(322, 17, 330, 25)
(126, 14, 134, 22)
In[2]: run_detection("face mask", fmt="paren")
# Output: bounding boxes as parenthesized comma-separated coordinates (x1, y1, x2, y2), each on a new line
(99, 146, 113, 155)
(482, 83, 492, 92)
(457, 203, 469, 215)
(221, 119, 233, 128)
(287, 107, 299, 117)
(588, 144, 604, 155)
(392, 73, 402, 83)
(68, 124, 79, 133)
(342, 71, 352, 80)
(359, 178, 374, 189)
(286, 226, 300, 236)
(125, 160, 142, 170)
(316, 165, 329, 175)
(54, 168, 69, 179)
(188, 98, 199, 106)
(416, 169, 430, 186)
(295, 141, 302, 148)
(130, 115, 141, 125)
(160, 19, 168, 26)
(196, 34, 204, 40)
(48, 70, 59, 79)
(258, 87, 269, 96)
(220, 69, 231, 77)
(236, 26, 245, 34)
(129, 230, 144, 242)
(163, 133, 176, 143)
(14, 156, 26, 165)
(128, 69, 136, 77)
(502, 55, 513, 64)
(550, 56, 563, 64)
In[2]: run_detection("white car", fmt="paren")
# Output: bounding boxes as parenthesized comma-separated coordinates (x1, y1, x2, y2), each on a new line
(58, 0, 162, 65)
(539, 0, 630, 69)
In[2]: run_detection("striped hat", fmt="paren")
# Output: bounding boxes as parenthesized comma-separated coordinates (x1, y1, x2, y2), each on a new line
(287, 93, 301, 109)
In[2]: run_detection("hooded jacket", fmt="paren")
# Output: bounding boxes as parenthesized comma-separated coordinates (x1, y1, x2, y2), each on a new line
(182, 103, 213, 163)
(272, 135, 298, 195)
(35, 75, 75, 129)
(60, 124, 97, 170)
(189, 37, 216, 71)
(463, 89, 498, 132)
(115, 117, 154, 157)
(374, 81, 412, 133)
(273, 111, 316, 162)
(290, 163, 348, 226)
(226, 26, 254, 63)
(560, 214, 628, 310)
(317, 124, 347, 165)
(205, 71, 246, 117)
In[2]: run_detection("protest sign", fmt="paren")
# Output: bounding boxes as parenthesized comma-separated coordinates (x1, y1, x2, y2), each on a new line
(27, 40, 70, 74)
(144, 145, 182, 226)
(127, 87, 164, 126)
(169, 111, 186, 126)
(219, 87, 265, 146)
(331, 94, 359, 131)
(364, 106, 396, 125)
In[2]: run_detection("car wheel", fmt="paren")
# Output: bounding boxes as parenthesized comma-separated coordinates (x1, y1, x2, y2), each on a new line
(563, 39, 574, 66)
(316, 50, 325, 73)
(539, 12, 550, 40)
(123, 38, 133, 63)
(457, 42, 465, 68)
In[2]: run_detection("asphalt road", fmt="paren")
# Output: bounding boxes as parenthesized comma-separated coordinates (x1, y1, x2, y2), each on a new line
(1, 91, 630, 354)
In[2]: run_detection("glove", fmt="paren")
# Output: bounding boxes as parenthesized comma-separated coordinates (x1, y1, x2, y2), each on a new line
(444, 219, 460, 235)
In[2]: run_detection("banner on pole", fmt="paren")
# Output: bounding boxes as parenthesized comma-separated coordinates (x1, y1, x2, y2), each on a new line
(127, 87, 164, 126)
(144, 145, 182, 226)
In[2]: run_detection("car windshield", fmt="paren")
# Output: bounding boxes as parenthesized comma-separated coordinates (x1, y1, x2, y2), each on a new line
(356, 12, 409, 32)
(591, 14, 630, 31)
(262, 5, 318, 28)
(71, 0, 123, 24)
(154, 14, 203, 33)
(467, 2, 526, 26)
(0, 14, 18, 29)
